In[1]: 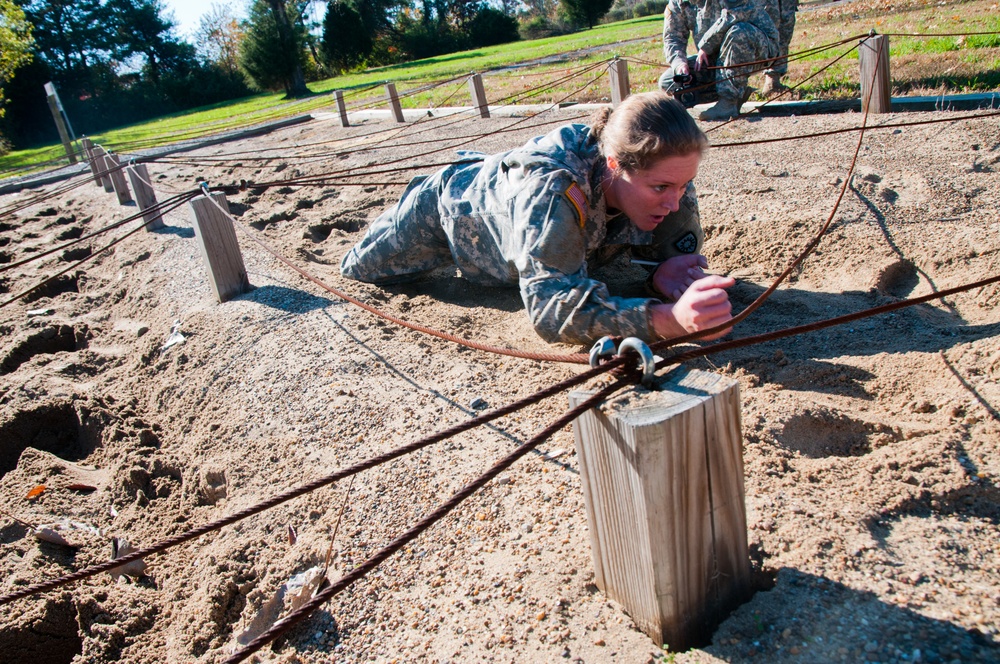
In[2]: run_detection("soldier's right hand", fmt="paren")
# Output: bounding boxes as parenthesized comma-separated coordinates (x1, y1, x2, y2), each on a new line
(651, 274, 734, 341)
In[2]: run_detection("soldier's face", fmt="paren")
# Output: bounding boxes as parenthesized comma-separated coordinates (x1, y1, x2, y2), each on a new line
(607, 152, 701, 232)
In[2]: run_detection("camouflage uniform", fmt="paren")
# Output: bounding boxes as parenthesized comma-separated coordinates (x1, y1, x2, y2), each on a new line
(658, 0, 779, 103)
(340, 124, 703, 345)
(762, 0, 797, 78)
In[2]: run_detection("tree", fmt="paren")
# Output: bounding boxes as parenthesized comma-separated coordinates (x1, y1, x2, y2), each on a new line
(561, 0, 614, 28)
(239, 0, 310, 97)
(0, 0, 33, 121)
(17, 0, 109, 84)
(195, 2, 244, 73)
(321, 1, 370, 74)
(466, 6, 518, 47)
(106, 0, 193, 84)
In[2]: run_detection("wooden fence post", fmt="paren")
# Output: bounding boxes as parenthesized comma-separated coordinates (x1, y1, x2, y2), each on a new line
(45, 88, 77, 165)
(335, 90, 350, 127)
(96, 148, 115, 193)
(80, 137, 102, 186)
(188, 191, 250, 303)
(126, 163, 164, 231)
(105, 153, 133, 205)
(468, 73, 490, 119)
(385, 82, 405, 123)
(610, 58, 631, 108)
(569, 366, 749, 651)
(859, 33, 891, 114)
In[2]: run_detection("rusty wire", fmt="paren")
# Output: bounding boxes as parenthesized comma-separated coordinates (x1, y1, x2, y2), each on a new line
(0, 192, 198, 308)
(224, 378, 629, 663)
(0, 358, 626, 607)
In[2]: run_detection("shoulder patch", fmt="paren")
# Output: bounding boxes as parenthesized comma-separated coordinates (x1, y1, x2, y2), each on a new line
(563, 182, 588, 229)
(674, 231, 698, 254)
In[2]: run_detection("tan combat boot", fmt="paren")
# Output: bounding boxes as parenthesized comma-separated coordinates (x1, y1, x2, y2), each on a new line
(698, 97, 741, 121)
(761, 73, 787, 96)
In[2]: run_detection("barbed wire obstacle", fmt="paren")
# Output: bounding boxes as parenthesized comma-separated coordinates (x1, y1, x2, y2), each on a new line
(0, 34, 996, 660)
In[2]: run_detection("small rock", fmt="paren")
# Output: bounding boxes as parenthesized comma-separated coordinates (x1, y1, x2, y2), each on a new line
(470, 397, 488, 410)
(536, 611, 547, 621)
(27, 308, 54, 317)
(594, 639, 606, 646)
(497, 474, 511, 485)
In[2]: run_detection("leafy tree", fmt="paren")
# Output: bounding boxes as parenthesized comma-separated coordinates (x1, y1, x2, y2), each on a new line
(17, 0, 109, 83)
(106, 0, 193, 83)
(239, 0, 310, 97)
(561, 0, 614, 28)
(0, 0, 33, 121)
(321, 1, 370, 74)
(195, 2, 244, 73)
(467, 6, 518, 48)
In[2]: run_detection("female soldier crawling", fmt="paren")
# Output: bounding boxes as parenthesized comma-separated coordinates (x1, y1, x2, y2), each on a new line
(340, 91, 733, 345)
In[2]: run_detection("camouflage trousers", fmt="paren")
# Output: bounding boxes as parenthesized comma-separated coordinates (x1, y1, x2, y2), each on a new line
(340, 168, 459, 285)
(659, 22, 779, 102)
(765, 0, 798, 77)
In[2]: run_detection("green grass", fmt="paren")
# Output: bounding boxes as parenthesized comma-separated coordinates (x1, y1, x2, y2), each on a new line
(2, 2, 998, 174)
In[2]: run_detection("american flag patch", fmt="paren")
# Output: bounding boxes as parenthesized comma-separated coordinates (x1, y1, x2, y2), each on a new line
(563, 182, 587, 229)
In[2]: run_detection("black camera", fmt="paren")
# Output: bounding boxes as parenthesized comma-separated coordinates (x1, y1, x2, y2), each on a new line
(672, 73, 699, 108)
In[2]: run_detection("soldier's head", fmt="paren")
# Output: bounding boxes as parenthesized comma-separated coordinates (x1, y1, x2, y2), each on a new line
(591, 91, 707, 174)
(593, 92, 707, 232)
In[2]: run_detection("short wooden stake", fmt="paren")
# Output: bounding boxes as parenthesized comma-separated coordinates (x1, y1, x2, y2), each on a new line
(859, 33, 891, 114)
(468, 73, 490, 118)
(105, 153, 133, 205)
(335, 90, 350, 127)
(188, 192, 250, 303)
(46, 92, 77, 165)
(570, 366, 749, 651)
(80, 137, 102, 186)
(96, 148, 115, 193)
(126, 163, 164, 231)
(609, 58, 631, 108)
(385, 82, 405, 123)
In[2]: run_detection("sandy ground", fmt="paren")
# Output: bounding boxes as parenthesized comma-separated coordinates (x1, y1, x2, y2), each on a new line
(0, 102, 998, 664)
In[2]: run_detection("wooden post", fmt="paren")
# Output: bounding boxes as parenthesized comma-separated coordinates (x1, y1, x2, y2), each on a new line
(385, 82, 405, 123)
(188, 191, 250, 303)
(105, 153, 133, 205)
(468, 73, 490, 119)
(80, 137, 102, 186)
(859, 33, 891, 114)
(126, 163, 164, 231)
(96, 148, 115, 193)
(569, 366, 749, 651)
(335, 90, 350, 127)
(45, 90, 77, 165)
(609, 58, 631, 108)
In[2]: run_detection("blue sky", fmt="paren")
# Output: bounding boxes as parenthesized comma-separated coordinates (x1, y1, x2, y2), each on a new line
(161, 0, 244, 41)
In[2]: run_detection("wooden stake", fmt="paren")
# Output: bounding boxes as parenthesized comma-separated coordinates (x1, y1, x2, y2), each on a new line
(610, 59, 631, 108)
(96, 147, 115, 193)
(80, 137, 102, 186)
(570, 366, 749, 651)
(188, 192, 250, 303)
(385, 82, 405, 123)
(468, 73, 490, 119)
(859, 34, 891, 114)
(335, 90, 350, 127)
(46, 93, 77, 165)
(126, 163, 164, 231)
(105, 153, 134, 205)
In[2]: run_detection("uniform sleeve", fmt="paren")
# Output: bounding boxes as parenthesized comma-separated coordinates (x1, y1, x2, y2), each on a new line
(663, 0, 693, 70)
(514, 175, 659, 345)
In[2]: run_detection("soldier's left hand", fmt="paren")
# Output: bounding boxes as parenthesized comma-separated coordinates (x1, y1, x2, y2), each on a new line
(652, 254, 708, 301)
(695, 49, 710, 71)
